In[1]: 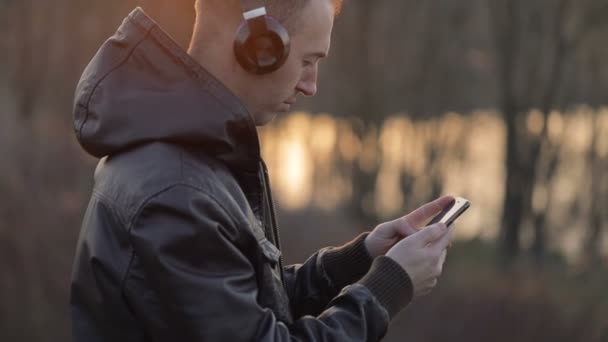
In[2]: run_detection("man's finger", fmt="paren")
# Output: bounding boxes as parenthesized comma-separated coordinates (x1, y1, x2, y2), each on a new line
(412, 223, 448, 246)
(402, 196, 454, 228)
(447, 223, 455, 248)
(396, 216, 419, 237)
(438, 249, 447, 271)
(431, 225, 454, 251)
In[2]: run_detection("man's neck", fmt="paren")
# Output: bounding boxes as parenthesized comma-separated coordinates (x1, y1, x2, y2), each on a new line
(189, 31, 245, 99)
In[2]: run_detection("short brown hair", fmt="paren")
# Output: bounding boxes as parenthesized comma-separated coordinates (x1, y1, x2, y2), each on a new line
(196, 0, 343, 31)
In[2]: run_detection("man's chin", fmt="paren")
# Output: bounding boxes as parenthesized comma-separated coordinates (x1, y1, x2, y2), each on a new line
(254, 112, 279, 126)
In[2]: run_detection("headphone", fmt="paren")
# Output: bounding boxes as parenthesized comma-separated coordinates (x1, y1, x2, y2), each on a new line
(234, 0, 291, 75)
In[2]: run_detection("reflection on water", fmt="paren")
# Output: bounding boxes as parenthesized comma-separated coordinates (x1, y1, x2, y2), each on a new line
(260, 108, 608, 262)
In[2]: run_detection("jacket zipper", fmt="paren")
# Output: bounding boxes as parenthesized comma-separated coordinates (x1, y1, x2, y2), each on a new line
(260, 160, 287, 290)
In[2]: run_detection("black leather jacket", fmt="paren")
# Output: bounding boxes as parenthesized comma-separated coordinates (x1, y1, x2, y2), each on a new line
(70, 8, 413, 342)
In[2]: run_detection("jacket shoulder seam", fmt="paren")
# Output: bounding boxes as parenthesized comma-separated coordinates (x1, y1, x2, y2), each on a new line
(121, 183, 243, 296)
(91, 189, 130, 228)
(127, 183, 241, 235)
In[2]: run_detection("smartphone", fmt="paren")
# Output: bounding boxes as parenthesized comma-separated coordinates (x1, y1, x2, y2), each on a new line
(427, 197, 471, 227)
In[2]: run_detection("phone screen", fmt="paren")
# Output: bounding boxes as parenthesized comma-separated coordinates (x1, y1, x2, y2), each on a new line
(427, 197, 471, 227)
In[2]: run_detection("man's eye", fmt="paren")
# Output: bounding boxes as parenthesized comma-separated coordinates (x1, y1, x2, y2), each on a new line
(303, 60, 313, 67)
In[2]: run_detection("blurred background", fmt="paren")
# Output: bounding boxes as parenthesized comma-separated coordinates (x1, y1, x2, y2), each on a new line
(1, 0, 608, 341)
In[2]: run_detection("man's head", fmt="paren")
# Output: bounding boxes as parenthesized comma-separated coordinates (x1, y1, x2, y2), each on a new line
(189, 0, 341, 125)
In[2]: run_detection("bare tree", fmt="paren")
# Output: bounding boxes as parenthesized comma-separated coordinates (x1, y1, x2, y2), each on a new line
(487, 0, 583, 264)
(9, 0, 57, 121)
(585, 113, 606, 265)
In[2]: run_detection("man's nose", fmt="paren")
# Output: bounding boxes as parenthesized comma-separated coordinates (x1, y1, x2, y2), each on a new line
(296, 72, 318, 97)
(297, 81, 317, 97)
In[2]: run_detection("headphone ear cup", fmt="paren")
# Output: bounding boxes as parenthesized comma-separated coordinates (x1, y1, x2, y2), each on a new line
(234, 16, 290, 75)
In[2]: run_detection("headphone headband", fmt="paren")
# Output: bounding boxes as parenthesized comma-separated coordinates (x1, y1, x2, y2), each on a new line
(240, 0, 266, 12)
(243, 7, 267, 20)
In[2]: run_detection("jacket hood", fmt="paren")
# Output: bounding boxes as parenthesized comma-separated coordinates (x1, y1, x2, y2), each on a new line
(73, 7, 261, 172)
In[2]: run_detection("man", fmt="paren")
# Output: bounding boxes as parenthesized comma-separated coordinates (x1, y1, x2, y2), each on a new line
(70, 0, 455, 341)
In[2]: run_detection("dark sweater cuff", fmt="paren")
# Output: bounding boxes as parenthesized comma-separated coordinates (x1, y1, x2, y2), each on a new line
(320, 232, 374, 290)
(357, 256, 413, 319)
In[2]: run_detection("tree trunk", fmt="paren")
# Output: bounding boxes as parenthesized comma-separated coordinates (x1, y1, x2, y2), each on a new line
(500, 112, 524, 263)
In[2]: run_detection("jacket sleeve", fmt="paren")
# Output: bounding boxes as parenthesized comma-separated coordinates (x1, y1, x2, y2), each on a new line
(128, 184, 413, 342)
(283, 233, 377, 318)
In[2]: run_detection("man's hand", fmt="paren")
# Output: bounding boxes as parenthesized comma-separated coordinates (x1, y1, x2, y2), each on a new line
(364, 196, 455, 258)
(386, 222, 453, 297)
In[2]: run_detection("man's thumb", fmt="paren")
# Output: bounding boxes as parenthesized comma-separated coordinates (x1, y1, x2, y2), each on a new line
(414, 223, 448, 245)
